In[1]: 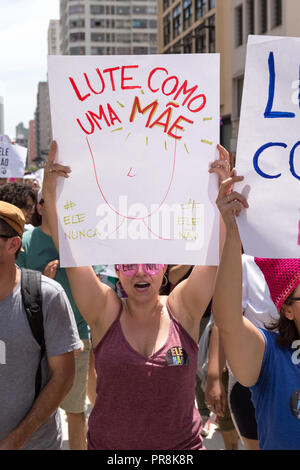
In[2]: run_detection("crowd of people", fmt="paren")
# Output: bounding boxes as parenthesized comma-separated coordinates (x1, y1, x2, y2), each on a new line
(0, 141, 299, 451)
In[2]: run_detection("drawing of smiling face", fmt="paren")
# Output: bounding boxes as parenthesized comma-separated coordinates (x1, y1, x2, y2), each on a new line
(86, 126, 177, 219)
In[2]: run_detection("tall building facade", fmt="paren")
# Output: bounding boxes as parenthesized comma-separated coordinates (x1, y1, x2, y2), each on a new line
(28, 120, 37, 167)
(33, 20, 59, 165)
(34, 82, 52, 166)
(157, 0, 233, 151)
(48, 19, 61, 55)
(59, 0, 158, 56)
(15, 122, 29, 147)
(231, 0, 300, 153)
(158, 0, 217, 54)
(158, 0, 300, 155)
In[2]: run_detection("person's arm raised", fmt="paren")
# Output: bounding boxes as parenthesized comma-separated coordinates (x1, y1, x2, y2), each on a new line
(168, 145, 232, 325)
(42, 142, 121, 333)
(212, 176, 265, 387)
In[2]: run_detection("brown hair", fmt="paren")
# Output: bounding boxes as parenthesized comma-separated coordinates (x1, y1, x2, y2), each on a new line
(267, 289, 299, 348)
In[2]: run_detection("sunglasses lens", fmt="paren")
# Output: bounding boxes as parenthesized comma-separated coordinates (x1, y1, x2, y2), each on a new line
(144, 264, 163, 275)
(121, 264, 138, 276)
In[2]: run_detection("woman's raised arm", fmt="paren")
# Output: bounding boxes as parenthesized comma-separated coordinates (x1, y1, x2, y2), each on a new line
(212, 176, 265, 387)
(42, 142, 121, 335)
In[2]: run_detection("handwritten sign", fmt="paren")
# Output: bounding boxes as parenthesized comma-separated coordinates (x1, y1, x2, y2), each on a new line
(0, 135, 27, 178)
(236, 36, 300, 258)
(48, 54, 220, 267)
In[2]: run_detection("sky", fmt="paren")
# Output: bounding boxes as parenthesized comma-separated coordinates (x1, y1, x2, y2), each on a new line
(0, 0, 60, 139)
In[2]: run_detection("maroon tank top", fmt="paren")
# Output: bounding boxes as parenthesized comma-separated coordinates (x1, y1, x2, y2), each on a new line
(87, 302, 204, 450)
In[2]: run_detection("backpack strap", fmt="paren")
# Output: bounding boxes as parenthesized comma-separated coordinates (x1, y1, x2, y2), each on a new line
(21, 268, 46, 401)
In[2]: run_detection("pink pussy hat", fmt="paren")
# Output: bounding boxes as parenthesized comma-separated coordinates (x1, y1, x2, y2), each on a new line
(254, 258, 300, 312)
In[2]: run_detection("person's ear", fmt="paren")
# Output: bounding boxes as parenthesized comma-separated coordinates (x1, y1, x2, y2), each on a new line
(8, 236, 22, 256)
(282, 303, 295, 321)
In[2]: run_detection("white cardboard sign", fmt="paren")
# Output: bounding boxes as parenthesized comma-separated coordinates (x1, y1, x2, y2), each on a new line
(0, 135, 27, 178)
(48, 54, 220, 267)
(236, 36, 300, 258)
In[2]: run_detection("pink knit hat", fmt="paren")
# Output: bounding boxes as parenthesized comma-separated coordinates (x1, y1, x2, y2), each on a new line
(254, 258, 300, 312)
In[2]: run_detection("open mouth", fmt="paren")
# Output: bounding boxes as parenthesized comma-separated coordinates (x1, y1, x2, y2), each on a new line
(134, 282, 151, 290)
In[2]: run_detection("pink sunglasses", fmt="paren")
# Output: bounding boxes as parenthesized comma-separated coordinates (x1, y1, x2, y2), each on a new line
(116, 264, 164, 277)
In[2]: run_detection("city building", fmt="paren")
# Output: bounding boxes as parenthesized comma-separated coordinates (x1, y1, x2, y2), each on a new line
(48, 19, 61, 55)
(157, 0, 233, 151)
(15, 122, 29, 147)
(158, 0, 300, 155)
(59, 0, 158, 56)
(34, 82, 52, 166)
(231, 0, 300, 153)
(32, 19, 60, 166)
(28, 120, 37, 167)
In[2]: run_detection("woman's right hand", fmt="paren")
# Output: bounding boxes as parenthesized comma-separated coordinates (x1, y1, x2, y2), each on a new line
(43, 141, 71, 196)
(216, 172, 249, 231)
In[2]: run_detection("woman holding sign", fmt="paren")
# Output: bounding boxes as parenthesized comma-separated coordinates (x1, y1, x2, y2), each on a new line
(213, 176, 300, 450)
(42, 141, 233, 450)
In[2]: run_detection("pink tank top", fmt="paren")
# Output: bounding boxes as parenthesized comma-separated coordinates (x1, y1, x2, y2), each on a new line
(87, 302, 204, 450)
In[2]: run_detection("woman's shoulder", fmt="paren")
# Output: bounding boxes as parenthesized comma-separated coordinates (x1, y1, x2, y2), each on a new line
(257, 327, 279, 345)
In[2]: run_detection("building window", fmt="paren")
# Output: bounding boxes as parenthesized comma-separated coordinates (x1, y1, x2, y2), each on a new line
(116, 6, 130, 15)
(183, 0, 193, 30)
(91, 47, 105, 55)
(163, 0, 171, 11)
(195, 0, 206, 20)
(133, 47, 148, 54)
(172, 5, 181, 38)
(208, 15, 215, 52)
(173, 41, 182, 54)
(149, 33, 157, 46)
(235, 5, 243, 47)
(91, 33, 105, 42)
(163, 13, 171, 46)
(246, 0, 255, 35)
(260, 0, 268, 33)
(132, 19, 148, 29)
(195, 25, 206, 53)
(272, 0, 282, 28)
(116, 47, 132, 55)
(91, 19, 105, 28)
(69, 46, 85, 55)
(69, 19, 85, 29)
(183, 34, 193, 53)
(208, 0, 216, 9)
(132, 6, 148, 15)
(117, 33, 131, 43)
(90, 5, 105, 15)
(69, 32, 85, 42)
(69, 4, 85, 15)
(236, 76, 244, 117)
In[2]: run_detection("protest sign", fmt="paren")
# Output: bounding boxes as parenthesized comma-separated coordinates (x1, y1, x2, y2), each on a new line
(0, 135, 27, 178)
(48, 54, 220, 267)
(236, 36, 300, 258)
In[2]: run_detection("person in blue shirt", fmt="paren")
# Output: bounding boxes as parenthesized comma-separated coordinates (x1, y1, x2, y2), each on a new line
(212, 173, 300, 450)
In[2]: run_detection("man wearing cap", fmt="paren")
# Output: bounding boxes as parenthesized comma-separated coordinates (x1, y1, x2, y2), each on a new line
(0, 201, 81, 450)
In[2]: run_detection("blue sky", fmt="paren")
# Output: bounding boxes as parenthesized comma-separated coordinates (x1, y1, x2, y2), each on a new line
(0, 0, 59, 139)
